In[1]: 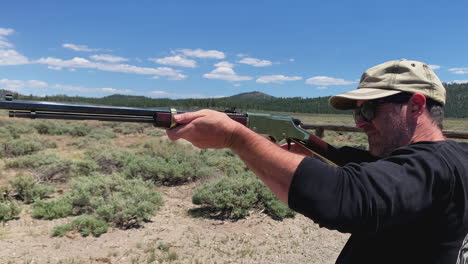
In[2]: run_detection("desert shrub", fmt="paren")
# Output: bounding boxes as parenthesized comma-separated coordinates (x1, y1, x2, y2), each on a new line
(37, 161, 74, 182)
(52, 215, 108, 237)
(0, 139, 44, 157)
(32, 197, 73, 219)
(0, 201, 21, 222)
(68, 125, 92, 137)
(0, 122, 36, 139)
(201, 149, 248, 177)
(109, 123, 147, 135)
(84, 147, 133, 174)
(66, 138, 91, 149)
(86, 127, 117, 141)
(9, 175, 54, 203)
(5, 153, 63, 169)
(69, 173, 163, 228)
(0, 185, 11, 202)
(134, 140, 214, 185)
(33, 120, 69, 135)
(192, 172, 295, 220)
(6, 153, 75, 182)
(123, 153, 213, 186)
(0, 127, 15, 140)
(146, 129, 164, 137)
(72, 160, 99, 177)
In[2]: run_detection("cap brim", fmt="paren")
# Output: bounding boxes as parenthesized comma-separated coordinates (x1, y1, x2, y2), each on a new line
(329, 88, 402, 110)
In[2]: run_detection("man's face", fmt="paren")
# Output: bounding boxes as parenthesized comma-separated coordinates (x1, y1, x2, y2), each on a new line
(355, 99, 412, 157)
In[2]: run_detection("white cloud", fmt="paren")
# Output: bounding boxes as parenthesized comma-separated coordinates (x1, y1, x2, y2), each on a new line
(429, 65, 440, 70)
(150, 90, 225, 99)
(449, 68, 468, 74)
(63, 43, 98, 52)
(0, 28, 29, 65)
(0, 27, 14, 49)
(150, 55, 197, 68)
(203, 62, 252, 82)
(0, 49, 29, 65)
(236, 53, 248, 58)
(256, 75, 302, 84)
(0, 78, 48, 91)
(36, 56, 187, 80)
(90, 54, 129, 63)
(0, 28, 14, 36)
(177, 48, 225, 59)
(214, 61, 234, 68)
(305, 76, 355, 85)
(53, 84, 132, 94)
(317, 86, 329, 90)
(289, 58, 295, 62)
(101, 87, 132, 93)
(238, 57, 273, 67)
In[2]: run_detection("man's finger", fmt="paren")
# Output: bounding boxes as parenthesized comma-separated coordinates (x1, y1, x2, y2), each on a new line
(173, 111, 206, 124)
(166, 123, 188, 141)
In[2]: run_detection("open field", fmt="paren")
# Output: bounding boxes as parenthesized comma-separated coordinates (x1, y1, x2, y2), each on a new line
(0, 112, 467, 264)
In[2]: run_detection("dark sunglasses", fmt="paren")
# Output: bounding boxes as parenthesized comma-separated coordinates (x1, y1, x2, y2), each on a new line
(353, 93, 412, 122)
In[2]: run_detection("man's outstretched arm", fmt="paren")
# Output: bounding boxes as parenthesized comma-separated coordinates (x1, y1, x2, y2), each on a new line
(166, 109, 306, 204)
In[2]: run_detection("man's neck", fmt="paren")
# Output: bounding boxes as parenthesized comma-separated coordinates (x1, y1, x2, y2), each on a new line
(410, 118, 445, 144)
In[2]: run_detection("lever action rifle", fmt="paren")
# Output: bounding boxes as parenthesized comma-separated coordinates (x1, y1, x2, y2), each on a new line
(0, 95, 342, 166)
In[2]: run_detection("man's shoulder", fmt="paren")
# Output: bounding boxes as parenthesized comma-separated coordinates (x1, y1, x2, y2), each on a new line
(396, 140, 468, 155)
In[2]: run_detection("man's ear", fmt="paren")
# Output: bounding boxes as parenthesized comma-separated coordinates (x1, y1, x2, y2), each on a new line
(409, 93, 426, 117)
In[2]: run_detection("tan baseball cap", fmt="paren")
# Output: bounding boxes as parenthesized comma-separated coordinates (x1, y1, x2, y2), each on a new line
(329, 59, 446, 110)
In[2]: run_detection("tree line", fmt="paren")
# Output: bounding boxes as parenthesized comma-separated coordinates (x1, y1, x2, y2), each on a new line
(2, 82, 467, 118)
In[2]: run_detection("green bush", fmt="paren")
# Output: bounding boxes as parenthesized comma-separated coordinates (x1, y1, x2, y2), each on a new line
(146, 129, 164, 137)
(33, 120, 69, 135)
(5, 153, 63, 169)
(32, 197, 73, 219)
(86, 127, 117, 141)
(192, 172, 295, 220)
(0, 127, 15, 141)
(0, 185, 11, 202)
(0, 139, 44, 157)
(134, 140, 214, 185)
(6, 153, 76, 182)
(52, 215, 108, 237)
(69, 174, 163, 228)
(68, 125, 92, 137)
(72, 160, 99, 177)
(9, 175, 54, 203)
(201, 149, 248, 177)
(84, 147, 133, 174)
(0, 201, 21, 222)
(108, 123, 147, 135)
(39, 162, 74, 182)
(123, 154, 212, 186)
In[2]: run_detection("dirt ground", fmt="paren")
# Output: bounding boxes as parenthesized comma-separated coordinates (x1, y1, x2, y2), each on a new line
(0, 181, 349, 264)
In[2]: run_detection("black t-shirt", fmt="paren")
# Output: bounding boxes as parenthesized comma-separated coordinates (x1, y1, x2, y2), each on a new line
(288, 140, 468, 264)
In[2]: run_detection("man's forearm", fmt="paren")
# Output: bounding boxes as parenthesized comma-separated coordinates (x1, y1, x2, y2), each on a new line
(229, 125, 306, 204)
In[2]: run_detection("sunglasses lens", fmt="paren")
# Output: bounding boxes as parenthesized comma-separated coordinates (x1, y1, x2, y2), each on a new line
(354, 102, 375, 122)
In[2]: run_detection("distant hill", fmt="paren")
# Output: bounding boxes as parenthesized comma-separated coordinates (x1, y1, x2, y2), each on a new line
(229, 91, 275, 99)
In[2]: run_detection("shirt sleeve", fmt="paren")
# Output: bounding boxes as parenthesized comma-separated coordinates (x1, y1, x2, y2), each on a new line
(288, 145, 449, 233)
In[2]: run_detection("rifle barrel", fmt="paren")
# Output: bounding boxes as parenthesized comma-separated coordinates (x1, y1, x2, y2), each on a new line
(9, 111, 156, 123)
(0, 98, 249, 128)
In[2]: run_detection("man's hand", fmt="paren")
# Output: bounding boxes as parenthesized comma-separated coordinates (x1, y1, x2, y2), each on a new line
(166, 109, 243, 149)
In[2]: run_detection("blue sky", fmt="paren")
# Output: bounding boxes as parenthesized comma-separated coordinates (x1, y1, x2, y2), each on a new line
(1, 0, 467, 99)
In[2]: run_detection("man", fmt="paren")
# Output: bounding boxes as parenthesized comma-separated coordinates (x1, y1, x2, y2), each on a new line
(167, 59, 468, 263)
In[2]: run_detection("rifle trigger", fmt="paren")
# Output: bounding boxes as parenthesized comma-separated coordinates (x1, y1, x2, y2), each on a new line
(286, 138, 292, 150)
